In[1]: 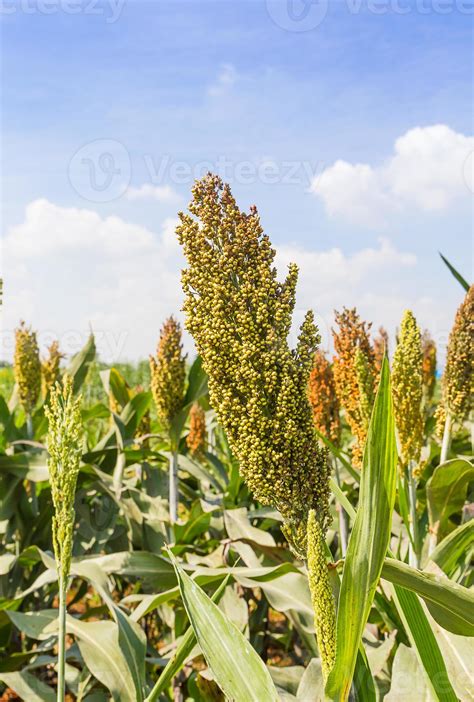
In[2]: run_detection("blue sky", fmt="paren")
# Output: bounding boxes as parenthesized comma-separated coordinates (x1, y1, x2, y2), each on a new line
(1, 1, 473, 362)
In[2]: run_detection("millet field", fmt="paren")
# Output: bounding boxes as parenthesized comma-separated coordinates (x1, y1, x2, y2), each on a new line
(0, 175, 473, 702)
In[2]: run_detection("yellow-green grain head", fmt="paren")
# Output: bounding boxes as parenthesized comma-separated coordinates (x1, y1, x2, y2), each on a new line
(44, 375, 83, 585)
(392, 310, 423, 468)
(149, 316, 186, 432)
(14, 321, 41, 415)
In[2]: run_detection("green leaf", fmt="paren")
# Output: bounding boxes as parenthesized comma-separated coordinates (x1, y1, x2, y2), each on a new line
(426, 458, 474, 544)
(170, 553, 278, 702)
(326, 357, 397, 700)
(381, 558, 474, 637)
(331, 475, 474, 635)
(0, 671, 55, 701)
(390, 586, 458, 701)
(67, 616, 138, 702)
(384, 643, 433, 701)
(439, 252, 470, 291)
(100, 368, 131, 409)
(67, 333, 96, 393)
(145, 576, 229, 702)
(430, 521, 474, 577)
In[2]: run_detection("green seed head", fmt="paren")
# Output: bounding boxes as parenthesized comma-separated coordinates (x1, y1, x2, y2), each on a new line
(13, 321, 42, 415)
(150, 316, 186, 431)
(307, 509, 336, 680)
(442, 286, 473, 423)
(42, 340, 64, 396)
(44, 374, 83, 585)
(392, 310, 423, 467)
(177, 174, 331, 551)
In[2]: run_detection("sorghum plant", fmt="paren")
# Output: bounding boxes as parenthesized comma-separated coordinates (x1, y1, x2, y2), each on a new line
(44, 375, 83, 702)
(177, 174, 334, 671)
(392, 311, 423, 469)
(150, 316, 186, 522)
(421, 330, 437, 407)
(391, 310, 423, 566)
(308, 350, 341, 445)
(436, 285, 474, 462)
(332, 308, 376, 467)
(373, 326, 389, 375)
(42, 340, 64, 396)
(13, 321, 41, 428)
(187, 402, 207, 456)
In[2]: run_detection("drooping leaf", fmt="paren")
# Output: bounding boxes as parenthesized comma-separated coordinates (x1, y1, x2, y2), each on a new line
(170, 553, 279, 702)
(439, 252, 470, 291)
(0, 670, 56, 701)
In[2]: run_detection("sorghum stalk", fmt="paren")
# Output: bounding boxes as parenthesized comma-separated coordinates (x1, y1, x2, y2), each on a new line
(436, 286, 473, 464)
(177, 175, 334, 668)
(13, 321, 41, 435)
(150, 316, 186, 523)
(44, 375, 83, 702)
(392, 311, 423, 567)
(332, 308, 376, 467)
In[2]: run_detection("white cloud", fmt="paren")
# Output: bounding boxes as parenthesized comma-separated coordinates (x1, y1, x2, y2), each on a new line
(2, 200, 455, 365)
(2, 200, 183, 362)
(125, 184, 182, 203)
(311, 125, 474, 227)
(208, 63, 238, 96)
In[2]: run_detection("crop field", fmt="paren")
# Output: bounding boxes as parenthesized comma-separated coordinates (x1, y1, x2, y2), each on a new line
(0, 176, 472, 702)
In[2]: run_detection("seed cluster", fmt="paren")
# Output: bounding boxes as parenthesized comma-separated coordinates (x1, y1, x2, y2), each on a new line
(150, 316, 186, 431)
(306, 509, 336, 680)
(187, 402, 207, 456)
(42, 340, 64, 396)
(441, 286, 473, 423)
(308, 351, 341, 445)
(332, 308, 376, 467)
(392, 310, 423, 467)
(421, 330, 437, 406)
(45, 375, 83, 584)
(373, 326, 389, 376)
(13, 321, 42, 415)
(177, 174, 330, 554)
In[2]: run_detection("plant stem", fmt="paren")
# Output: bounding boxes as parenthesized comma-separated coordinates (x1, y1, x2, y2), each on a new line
(169, 449, 179, 524)
(407, 461, 420, 568)
(334, 459, 348, 557)
(57, 574, 67, 702)
(26, 414, 38, 515)
(440, 412, 452, 464)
